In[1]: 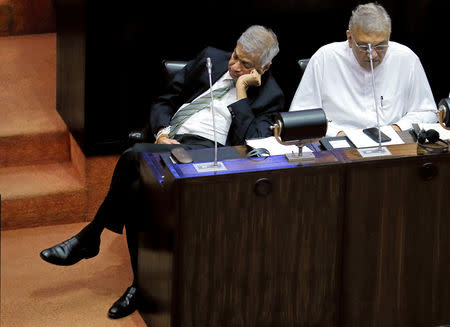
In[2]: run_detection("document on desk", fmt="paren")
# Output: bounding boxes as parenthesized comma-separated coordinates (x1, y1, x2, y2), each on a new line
(345, 125, 404, 148)
(246, 136, 312, 155)
(419, 123, 450, 140)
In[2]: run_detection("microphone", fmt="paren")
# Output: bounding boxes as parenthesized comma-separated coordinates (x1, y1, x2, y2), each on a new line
(206, 57, 218, 166)
(206, 57, 212, 75)
(367, 43, 383, 151)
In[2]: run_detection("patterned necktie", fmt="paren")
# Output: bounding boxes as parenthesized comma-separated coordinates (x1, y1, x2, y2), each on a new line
(168, 80, 234, 137)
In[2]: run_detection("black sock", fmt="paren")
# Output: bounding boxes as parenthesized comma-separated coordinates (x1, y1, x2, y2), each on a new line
(76, 220, 104, 244)
(126, 225, 138, 286)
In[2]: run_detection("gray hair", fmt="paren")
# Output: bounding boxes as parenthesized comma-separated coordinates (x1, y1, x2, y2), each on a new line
(348, 2, 392, 35)
(238, 25, 279, 67)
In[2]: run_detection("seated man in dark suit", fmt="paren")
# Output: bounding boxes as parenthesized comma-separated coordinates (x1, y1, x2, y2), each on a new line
(40, 25, 284, 319)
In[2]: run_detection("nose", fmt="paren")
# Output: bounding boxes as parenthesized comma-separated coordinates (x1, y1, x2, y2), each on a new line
(371, 47, 379, 58)
(231, 60, 242, 72)
(366, 46, 378, 60)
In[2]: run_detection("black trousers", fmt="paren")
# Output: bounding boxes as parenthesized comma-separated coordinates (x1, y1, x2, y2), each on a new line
(92, 134, 217, 281)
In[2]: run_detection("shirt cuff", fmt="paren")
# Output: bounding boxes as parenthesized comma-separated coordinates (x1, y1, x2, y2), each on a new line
(156, 126, 171, 140)
(394, 119, 413, 132)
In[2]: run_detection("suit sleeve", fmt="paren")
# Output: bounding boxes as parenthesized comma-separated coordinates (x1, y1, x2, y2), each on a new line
(226, 77, 284, 145)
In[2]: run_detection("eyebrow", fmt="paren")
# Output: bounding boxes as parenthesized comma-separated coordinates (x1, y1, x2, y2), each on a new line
(233, 50, 255, 67)
(356, 39, 389, 46)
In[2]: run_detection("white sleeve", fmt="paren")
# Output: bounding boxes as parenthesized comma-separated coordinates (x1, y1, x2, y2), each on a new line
(289, 50, 343, 136)
(394, 54, 437, 130)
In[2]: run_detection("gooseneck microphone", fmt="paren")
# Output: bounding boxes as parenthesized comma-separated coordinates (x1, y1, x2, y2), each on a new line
(367, 43, 383, 150)
(206, 57, 218, 166)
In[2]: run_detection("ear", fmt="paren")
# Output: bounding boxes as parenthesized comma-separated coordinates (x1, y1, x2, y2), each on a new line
(346, 30, 352, 48)
(259, 62, 272, 75)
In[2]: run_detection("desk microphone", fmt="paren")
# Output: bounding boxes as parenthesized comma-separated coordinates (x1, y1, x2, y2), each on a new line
(206, 57, 218, 166)
(367, 43, 383, 151)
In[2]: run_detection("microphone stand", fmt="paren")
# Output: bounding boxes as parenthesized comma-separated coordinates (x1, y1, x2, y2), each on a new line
(367, 43, 383, 152)
(190, 58, 227, 174)
(356, 44, 390, 158)
(206, 57, 218, 166)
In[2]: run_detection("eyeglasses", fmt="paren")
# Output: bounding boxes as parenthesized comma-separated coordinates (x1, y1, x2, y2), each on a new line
(353, 38, 389, 53)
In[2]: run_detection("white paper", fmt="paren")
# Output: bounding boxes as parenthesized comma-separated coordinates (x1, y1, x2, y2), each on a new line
(345, 125, 404, 148)
(418, 123, 450, 140)
(246, 136, 312, 156)
(329, 139, 352, 148)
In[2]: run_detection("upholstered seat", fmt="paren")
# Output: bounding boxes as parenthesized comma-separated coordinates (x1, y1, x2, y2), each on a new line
(128, 60, 188, 145)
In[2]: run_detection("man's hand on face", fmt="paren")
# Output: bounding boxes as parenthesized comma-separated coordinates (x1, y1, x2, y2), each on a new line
(236, 69, 262, 100)
(236, 69, 262, 88)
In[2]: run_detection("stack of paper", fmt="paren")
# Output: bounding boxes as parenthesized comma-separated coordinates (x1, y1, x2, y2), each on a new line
(344, 125, 404, 148)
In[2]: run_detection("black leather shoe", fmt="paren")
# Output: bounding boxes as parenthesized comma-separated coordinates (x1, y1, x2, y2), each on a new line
(39, 235, 100, 266)
(108, 286, 139, 319)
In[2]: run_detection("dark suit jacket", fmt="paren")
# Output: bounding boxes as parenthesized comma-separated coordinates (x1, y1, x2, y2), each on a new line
(150, 47, 284, 146)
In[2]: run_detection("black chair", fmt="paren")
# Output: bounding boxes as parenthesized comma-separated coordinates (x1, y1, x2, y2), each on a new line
(297, 58, 310, 81)
(162, 60, 187, 82)
(128, 60, 188, 145)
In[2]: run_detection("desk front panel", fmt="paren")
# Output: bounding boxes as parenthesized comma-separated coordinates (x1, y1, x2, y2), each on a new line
(173, 165, 345, 327)
(137, 145, 450, 327)
(343, 155, 450, 327)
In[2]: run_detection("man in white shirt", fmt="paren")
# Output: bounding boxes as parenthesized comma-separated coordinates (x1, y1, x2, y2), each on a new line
(289, 2, 437, 137)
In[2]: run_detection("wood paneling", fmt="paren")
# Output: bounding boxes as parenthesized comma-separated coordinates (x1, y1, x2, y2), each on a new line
(138, 146, 450, 327)
(175, 167, 344, 326)
(0, 0, 55, 36)
(342, 156, 450, 327)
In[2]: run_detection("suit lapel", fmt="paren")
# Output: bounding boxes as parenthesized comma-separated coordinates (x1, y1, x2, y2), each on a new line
(190, 55, 230, 101)
(211, 58, 228, 84)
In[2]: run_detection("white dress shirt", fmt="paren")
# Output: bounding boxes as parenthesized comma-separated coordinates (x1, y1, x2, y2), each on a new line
(289, 41, 437, 137)
(171, 72, 236, 145)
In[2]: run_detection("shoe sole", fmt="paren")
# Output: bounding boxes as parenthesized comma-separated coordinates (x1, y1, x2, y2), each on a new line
(39, 248, 99, 266)
(108, 307, 137, 319)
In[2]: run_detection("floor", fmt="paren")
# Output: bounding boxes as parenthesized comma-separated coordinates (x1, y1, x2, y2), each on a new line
(1, 222, 147, 327)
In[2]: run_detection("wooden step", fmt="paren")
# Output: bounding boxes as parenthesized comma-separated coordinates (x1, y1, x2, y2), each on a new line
(0, 33, 70, 167)
(0, 162, 88, 229)
(0, 33, 119, 230)
(0, 129, 71, 168)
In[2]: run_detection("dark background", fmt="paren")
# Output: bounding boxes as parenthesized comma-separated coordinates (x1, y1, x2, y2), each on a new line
(56, 0, 449, 155)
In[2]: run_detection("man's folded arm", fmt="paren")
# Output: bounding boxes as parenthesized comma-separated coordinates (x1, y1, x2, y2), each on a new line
(226, 89, 284, 145)
(394, 109, 438, 131)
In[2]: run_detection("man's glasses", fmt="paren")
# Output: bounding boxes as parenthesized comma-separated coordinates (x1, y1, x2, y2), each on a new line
(353, 38, 389, 53)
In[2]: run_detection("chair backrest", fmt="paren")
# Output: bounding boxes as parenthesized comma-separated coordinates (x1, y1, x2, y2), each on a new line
(162, 60, 188, 82)
(127, 60, 187, 144)
(297, 58, 310, 75)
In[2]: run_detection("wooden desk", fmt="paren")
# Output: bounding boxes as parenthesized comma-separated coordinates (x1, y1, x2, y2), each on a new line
(137, 144, 450, 327)
(340, 145, 450, 327)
